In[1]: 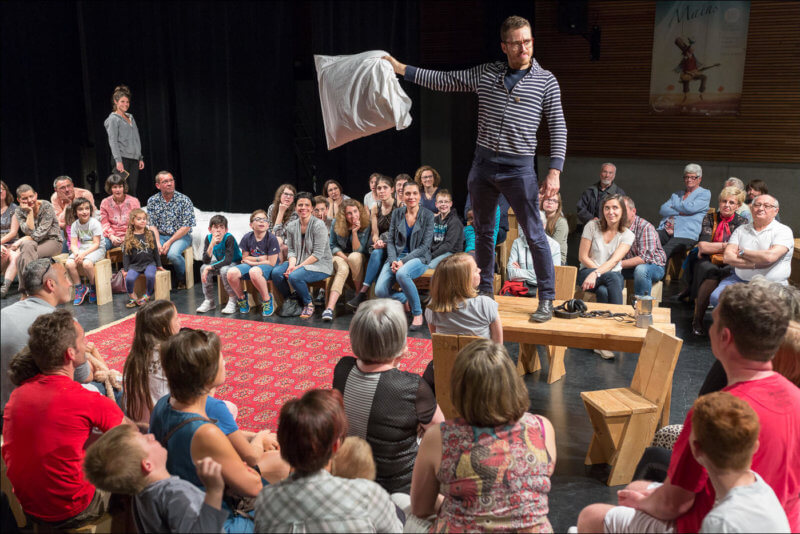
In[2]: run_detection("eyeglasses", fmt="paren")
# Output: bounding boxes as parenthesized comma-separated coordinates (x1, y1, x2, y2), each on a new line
(252, 217, 268, 223)
(684, 175, 700, 180)
(504, 39, 533, 50)
(752, 202, 778, 209)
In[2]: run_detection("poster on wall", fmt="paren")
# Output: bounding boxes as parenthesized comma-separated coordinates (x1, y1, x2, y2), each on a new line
(649, 1, 750, 116)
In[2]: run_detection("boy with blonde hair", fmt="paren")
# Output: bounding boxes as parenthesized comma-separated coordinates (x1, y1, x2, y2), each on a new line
(84, 424, 228, 533)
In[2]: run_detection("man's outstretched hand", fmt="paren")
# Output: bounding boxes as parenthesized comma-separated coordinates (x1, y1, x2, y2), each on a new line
(383, 55, 407, 76)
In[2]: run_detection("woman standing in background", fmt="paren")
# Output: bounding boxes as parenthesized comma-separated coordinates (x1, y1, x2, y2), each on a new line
(104, 85, 145, 200)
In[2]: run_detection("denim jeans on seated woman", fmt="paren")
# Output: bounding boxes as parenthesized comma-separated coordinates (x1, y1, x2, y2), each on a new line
(577, 267, 624, 304)
(271, 262, 329, 306)
(375, 253, 428, 316)
(362, 248, 386, 287)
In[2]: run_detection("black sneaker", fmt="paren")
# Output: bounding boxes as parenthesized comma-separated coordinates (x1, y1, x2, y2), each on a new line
(346, 291, 368, 311)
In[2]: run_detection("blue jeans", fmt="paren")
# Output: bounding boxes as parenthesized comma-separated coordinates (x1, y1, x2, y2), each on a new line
(125, 264, 157, 295)
(468, 147, 554, 299)
(710, 273, 746, 307)
(375, 254, 428, 316)
(427, 252, 453, 270)
(235, 263, 275, 280)
(158, 233, 192, 280)
(270, 262, 329, 306)
(362, 248, 386, 287)
(578, 268, 625, 304)
(621, 263, 665, 297)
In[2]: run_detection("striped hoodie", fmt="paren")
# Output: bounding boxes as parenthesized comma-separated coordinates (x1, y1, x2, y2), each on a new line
(405, 59, 567, 171)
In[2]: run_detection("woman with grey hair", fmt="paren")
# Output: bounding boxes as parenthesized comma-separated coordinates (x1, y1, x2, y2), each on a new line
(332, 298, 444, 495)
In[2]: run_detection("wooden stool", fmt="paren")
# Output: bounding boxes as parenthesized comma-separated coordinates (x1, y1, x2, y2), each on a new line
(61, 258, 112, 305)
(218, 277, 263, 308)
(160, 247, 194, 289)
(133, 270, 171, 301)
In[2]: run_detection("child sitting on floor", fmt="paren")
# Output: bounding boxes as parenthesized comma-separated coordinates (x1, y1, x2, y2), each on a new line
(84, 424, 228, 533)
(197, 215, 242, 314)
(65, 197, 106, 305)
(330, 436, 376, 481)
(225, 209, 280, 317)
(122, 208, 163, 308)
(690, 392, 790, 533)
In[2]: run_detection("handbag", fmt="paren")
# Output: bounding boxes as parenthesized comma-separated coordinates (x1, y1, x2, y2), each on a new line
(110, 270, 127, 293)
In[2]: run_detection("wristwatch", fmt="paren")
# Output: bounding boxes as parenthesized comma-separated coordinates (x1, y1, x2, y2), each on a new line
(738, 249, 745, 258)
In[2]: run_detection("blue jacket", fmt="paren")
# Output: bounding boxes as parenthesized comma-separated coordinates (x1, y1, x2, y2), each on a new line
(657, 187, 710, 240)
(387, 207, 435, 265)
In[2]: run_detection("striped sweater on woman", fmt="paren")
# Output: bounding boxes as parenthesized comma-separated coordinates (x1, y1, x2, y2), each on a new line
(405, 59, 567, 170)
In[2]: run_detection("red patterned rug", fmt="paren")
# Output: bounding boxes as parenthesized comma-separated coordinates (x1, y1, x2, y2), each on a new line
(87, 314, 433, 432)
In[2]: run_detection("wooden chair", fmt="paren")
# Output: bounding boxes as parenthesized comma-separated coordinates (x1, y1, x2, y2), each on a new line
(517, 265, 577, 383)
(581, 326, 683, 486)
(431, 333, 482, 420)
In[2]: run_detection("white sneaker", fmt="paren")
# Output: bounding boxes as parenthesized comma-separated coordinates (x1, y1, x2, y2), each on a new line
(594, 349, 615, 360)
(196, 299, 215, 313)
(221, 300, 238, 314)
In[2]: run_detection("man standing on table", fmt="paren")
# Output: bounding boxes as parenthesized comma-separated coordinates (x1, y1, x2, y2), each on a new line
(384, 15, 567, 322)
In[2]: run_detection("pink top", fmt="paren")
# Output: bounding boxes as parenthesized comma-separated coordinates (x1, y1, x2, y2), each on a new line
(50, 188, 96, 229)
(433, 413, 553, 533)
(100, 194, 140, 239)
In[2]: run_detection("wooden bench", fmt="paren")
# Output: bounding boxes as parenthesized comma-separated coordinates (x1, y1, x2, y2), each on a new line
(516, 265, 577, 383)
(581, 326, 683, 486)
(431, 333, 482, 420)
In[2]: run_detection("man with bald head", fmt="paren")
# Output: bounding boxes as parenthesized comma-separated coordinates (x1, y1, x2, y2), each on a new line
(576, 163, 626, 225)
(710, 194, 794, 306)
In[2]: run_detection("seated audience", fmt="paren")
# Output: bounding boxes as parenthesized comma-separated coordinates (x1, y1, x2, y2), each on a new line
(690, 392, 791, 533)
(99, 173, 141, 251)
(149, 329, 285, 532)
(745, 178, 768, 206)
(65, 198, 106, 306)
(620, 196, 667, 298)
(267, 184, 298, 245)
(1, 180, 20, 298)
(428, 189, 464, 269)
(363, 172, 379, 210)
(122, 299, 182, 424)
(578, 194, 634, 305)
(312, 195, 331, 230)
(577, 283, 800, 533)
(348, 175, 396, 310)
(84, 424, 228, 533)
(272, 192, 333, 319)
(426, 253, 502, 342)
(323, 179, 349, 222)
(226, 209, 280, 317)
(394, 173, 410, 208)
(2, 310, 128, 530)
(122, 209, 164, 307)
(375, 181, 434, 330)
(10, 184, 63, 294)
(576, 162, 626, 225)
(331, 436, 377, 481)
(465, 192, 510, 245)
(197, 215, 242, 314)
(415, 165, 441, 213)
(254, 389, 402, 533)
(1, 259, 80, 411)
(50, 175, 97, 247)
(464, 206, 500, 256)
(723, 177, 752, 222)
(541, 192, 568, 264)
(507, 223, 562, 296)
(147, 171, 196, 289)
(410, 339, 556, 532)
(687, 187, 748, 334)
(710, 194, 793, 306)
(333, 299, 444, 494)
(656, 163, 711, 261)
(322, 199, 369, 321)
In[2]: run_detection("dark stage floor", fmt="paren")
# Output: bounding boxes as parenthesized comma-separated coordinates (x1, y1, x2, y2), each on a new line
(1, 273, 713, 531)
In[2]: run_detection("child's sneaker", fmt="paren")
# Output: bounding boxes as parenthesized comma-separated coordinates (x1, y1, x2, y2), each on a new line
(321, 308, 334, 321)
(237, 292, 250, 314)
(87, 286, 97, 304)
(221, 300, 238, 314)
(262, 294, 274, 317)
(196, 299, 215, 313)
(73, 284, 88, 305)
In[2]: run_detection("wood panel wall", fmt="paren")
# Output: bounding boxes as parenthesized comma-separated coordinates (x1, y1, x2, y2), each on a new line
(533, 0, 800, 163)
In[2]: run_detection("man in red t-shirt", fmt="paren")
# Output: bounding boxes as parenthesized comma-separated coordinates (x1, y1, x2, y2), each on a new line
(2, 309, 129, 529)
(577, 283, 800, 533)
